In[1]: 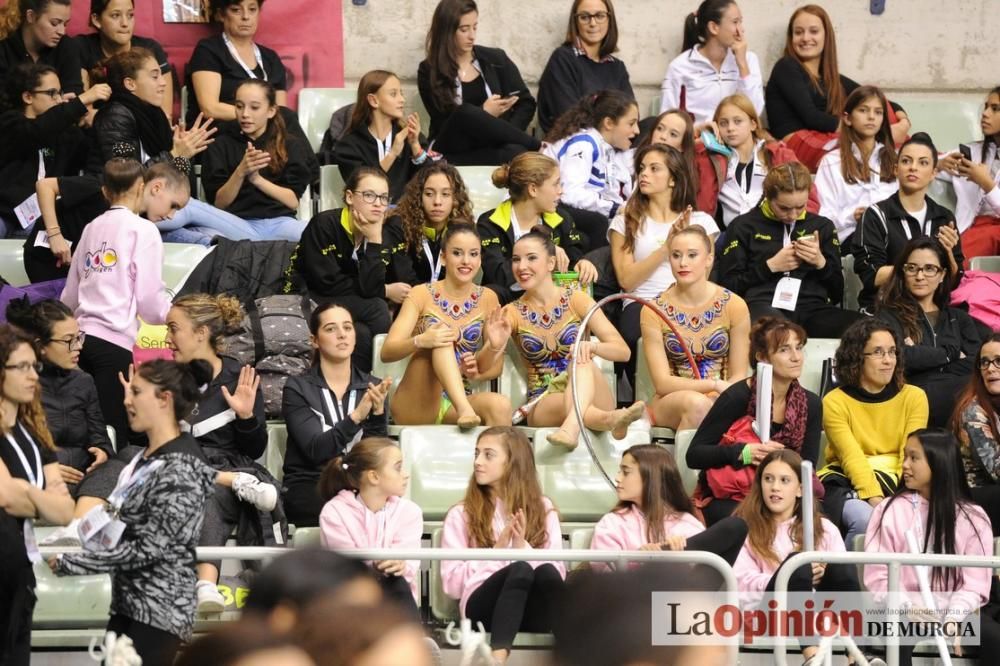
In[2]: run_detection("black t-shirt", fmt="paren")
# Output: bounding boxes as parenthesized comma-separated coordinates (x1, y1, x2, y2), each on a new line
(185, 34, 287, 125)
(0, 30, 83, 95)
(461, 76, 488, 107)
(75, 33, 172, 74)
(0, 422, 57, 540)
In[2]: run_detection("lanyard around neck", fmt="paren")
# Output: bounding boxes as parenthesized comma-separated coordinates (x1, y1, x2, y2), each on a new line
(4, 423, 42, 488)
(223, 33, 267, 81)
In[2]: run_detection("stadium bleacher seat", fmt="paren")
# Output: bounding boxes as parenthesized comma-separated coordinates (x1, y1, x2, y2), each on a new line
(0, 240, 29, 287)
(841, 254, 863, 312)
(32, 527, 111, 631)
(292, 526, 322, 548)
(800, 338, 839, 395)
(673, 429, 699, 496)
(162, 242, 212, 294)
(298, 88, 358, 154)
(971, 256, 1000, 273)
(456, 166, 508, 219)
(320, 164, 346, 213)
(298, 184, 313, 221)
(263, 421, 288, 482)
(888, 94, 984, 158)
(400, 425, 481, 526)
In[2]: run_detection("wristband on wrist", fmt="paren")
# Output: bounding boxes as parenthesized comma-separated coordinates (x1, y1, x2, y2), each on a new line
(46, 230, 62, 238)
(741, 445, 753, 466)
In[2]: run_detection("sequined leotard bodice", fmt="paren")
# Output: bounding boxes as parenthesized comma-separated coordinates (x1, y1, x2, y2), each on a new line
(652, 287, 737, 381)
(510, 288, 581, 401)
(413, 285, 486, 377)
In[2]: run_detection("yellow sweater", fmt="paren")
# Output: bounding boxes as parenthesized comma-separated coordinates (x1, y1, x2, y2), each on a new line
(818, 384, 929, 499)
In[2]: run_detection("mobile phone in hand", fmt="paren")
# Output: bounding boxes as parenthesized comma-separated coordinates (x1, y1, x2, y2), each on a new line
(505, 90, 522, 98)
(959, 143, 973, 161)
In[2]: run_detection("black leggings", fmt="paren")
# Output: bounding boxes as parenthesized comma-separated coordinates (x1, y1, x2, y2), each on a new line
(616, 301, 643, 393)
(106, 614, 181, 666)
(684, 516, 748, 567)
(703, 498, 740, 528)
(748, 301, 863, 339)
(281, 478, 322, 528)
(78, 334, 134, 447)
(972, 485, 1000, 537)
(465, 561, 564, 650)
(379, 573, 420, 620)
(433, 105, 539, 166)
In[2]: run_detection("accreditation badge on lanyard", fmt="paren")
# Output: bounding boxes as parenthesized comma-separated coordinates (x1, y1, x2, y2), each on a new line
(5, 425, 43, 563)
(79, 453, 163, 550)
(422, 239, 444, 282)
(223, 33, 267, 81)
(771, 223, 802, 311)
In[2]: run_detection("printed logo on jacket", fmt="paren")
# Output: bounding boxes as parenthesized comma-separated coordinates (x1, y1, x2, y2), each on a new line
(84, 242, 118, 277)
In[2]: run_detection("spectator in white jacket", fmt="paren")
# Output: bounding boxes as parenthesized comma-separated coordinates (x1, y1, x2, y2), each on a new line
(543, 89, 638, 250)
(815, 85, 899, 245)
(659, 0, 763, 126)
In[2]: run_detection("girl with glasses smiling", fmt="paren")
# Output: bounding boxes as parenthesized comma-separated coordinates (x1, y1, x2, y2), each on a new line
(876, 237, 981, 427)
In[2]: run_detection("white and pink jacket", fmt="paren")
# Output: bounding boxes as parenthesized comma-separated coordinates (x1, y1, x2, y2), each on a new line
(734, 516, 845, 607)
(590, 504, 705, 571)
(319, 490, 424, 601)
(441, 497, 566, 616)
(61, 206, 171, 351)
(864, 492, 992, 623)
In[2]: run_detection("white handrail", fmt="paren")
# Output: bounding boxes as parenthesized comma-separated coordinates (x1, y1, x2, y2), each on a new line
(772, 550, 1000, 666)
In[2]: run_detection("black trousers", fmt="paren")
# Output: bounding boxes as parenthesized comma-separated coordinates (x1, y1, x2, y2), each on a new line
(281, 479, 322, 528)
(616, 301, 644, 395)
(685, 516, 748, 567)
(972, 485, 1000, 537)
(703, 497, 740, 528)
(765, 555, 861, 650)
(106, 614, 181, 666)
(465, 561, 564, 650)
(561, 205, 611, 252)
(0, 566, 34, 666)
(433, 105, 539, 166)
(379, 573, 420, 619)
(331, 294, 391, 374)
(748, 300, 863, 339)
(78, 334, 135, 447)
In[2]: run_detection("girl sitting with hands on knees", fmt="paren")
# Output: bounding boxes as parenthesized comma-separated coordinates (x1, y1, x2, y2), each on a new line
(293, 167, 392, 373)
(640, 225, 750, 432)
(591, 444, 749, 569)
(936, 86, 1000, 261)
(281, 304, 391, 528)
(441, 427, 566, 665)
(334, 70, 427, 203)
(382, 222, 511, 429)
(478, 152, 597, 305)
(498, 226, 643, 450)
(733, 449, 858, 665)
(864, 428, 999, 666)
(687, 317, 823, 526)
(318, 437, 422, 616)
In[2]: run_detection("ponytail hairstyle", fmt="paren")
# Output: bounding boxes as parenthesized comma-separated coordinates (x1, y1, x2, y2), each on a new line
(342, 165, 389, 204)
(460, 427, 551, 549)
(0, 0, 71, 40)
(90, 46, 154, 96)
(395, 162, 472, 252)
(783, 5, 844, 116)
(491, 152, 559, 203)
(0, 325, 55, 450)
(875, 237, 953, 344)
(2, 61, 57, 112)
(135, 358, 213, 421)
(101, 157, 145, 203)
(871, 428, 984, 592)
(761, 160, 811, 201)
(236, 79, 288, 173)
(424, 0, 478, 113)
(952, 333, 1000, 457)
(307, 302, 353, 366)
(5, 297, 73, 343)
(612, 445, 693, 544)
(682, 0, 737, 52)
(735, 449, 825, 566)
(171, 294, 245, 354)
(513, 223, 557, 258)
(713, 93, 772, 167)
(545, 89, 637, 144)
(620, 144, 697, 253)
(837, 85, 896, 185)
(144, 160, 191, 193)
(564, 0, 619, 58)
(980, 85, 1000, 163)
(348, 70, 401, 134)
(319, 437, 400, 502)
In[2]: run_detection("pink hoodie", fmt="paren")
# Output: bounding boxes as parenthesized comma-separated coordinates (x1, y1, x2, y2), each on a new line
(734, 516, 844, 606)
(441, 496, 566, 616)
(319, 490, 423, 600)
(864, 492, 992, 623)
(590, 505, 705, 571)
(61, 207, 171, 351)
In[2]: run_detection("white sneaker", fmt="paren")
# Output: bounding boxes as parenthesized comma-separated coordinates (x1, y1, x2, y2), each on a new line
(40, 519, 82, 547)
(231, 472, 277, 512)
(196, 580, 226, 614)
(424, 637, 443, 666)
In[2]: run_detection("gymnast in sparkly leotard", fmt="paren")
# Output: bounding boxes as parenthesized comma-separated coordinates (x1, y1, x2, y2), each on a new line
(382, 222, 512, 428)
(495, 226, 645, 449)
(639, 226, 751, 431)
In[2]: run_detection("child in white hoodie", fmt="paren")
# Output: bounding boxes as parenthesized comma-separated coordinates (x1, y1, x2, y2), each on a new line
(318, 436, 423, 615)
(864, 428, 997, 666)
(61, 158, 186, 446)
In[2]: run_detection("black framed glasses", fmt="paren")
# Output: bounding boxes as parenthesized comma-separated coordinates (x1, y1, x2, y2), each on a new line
(49, 332, 86, 350)
(902, 263, 943, 277)
(358, 190, 390, 206)
(4, 361, 43, 373)
(979, 356, 1000, 371)
(575, 11, 610, 23)
(863, 348, 897, 359)
(31, 88, 63, 98)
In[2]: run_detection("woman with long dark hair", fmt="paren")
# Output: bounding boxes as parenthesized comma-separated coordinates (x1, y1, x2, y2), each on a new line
(0, 0, 82, 96)
(417, 0, 539, 165)
(876, 237, 980, 427)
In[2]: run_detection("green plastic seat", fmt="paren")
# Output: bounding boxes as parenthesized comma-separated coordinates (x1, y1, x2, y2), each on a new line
(673, 428, 700, 496)
(297, 87, 358, 153)
(162, 243, 212, 294)
(800, 338, 840, 395)
(320, 164, 346, 213)
(455, 166, 508, 219)
(841, 254, 864, 312)
(971, 256, 1000, 273)
(568, 528, 595, 571)
(263, 421, 288, 482)
(292, 526, 322, 548)
(32, 554, 111, 629)
(400, 426, 481, 523)
(0, 239, 29, 287)
(887, 94, 984, 160)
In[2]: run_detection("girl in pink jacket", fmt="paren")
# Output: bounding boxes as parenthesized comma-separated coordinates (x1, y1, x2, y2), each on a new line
(733, 449, 858, 664)
(318, 437, 423, 615)
(441, 426, 565, 665)
(864, 428, 998, 666)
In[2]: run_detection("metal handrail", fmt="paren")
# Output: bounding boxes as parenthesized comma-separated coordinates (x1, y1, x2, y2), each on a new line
(39, 546, 740, 660)
(772, 550, 1000, 666)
